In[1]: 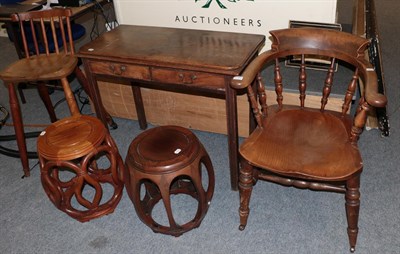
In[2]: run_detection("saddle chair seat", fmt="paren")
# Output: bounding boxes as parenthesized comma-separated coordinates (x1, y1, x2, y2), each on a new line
(240, 105, 362, 180)
(0, 54, 77, 83)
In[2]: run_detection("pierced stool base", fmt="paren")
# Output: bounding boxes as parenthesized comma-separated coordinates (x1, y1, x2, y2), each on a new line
(124, 125, 215, 236)
(38, 115, 124, 222)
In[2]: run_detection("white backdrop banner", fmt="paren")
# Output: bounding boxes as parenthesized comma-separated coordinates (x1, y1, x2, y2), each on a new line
(113, 0, 338, 49)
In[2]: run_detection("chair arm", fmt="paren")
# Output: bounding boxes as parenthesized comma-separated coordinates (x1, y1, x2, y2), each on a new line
(359, 60, 387, 108)
(231, 51, 277, 90)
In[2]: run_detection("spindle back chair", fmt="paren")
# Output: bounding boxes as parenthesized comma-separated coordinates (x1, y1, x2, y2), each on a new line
(0, 8, 81, 176)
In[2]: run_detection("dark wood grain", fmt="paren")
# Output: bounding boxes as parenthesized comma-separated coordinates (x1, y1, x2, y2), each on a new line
(124, 125, 215, 236)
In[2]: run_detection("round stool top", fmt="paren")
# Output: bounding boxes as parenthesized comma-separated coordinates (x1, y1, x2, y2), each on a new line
(37, 115, 107, 161)
(126, 126, 201, 174)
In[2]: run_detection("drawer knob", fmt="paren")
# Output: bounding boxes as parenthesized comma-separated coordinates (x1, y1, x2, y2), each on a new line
(179, 73, 197, 84)
(109, 64, 126, 75)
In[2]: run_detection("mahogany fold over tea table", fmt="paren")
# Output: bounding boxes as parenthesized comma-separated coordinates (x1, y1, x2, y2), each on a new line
(78, 25, 265, 190)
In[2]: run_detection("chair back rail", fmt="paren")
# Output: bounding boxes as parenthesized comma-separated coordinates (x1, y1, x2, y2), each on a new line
(11, 8, 74, 58)
(232, 28, 387, 144)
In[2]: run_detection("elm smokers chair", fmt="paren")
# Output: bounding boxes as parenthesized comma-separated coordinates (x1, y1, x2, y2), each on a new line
(231, 28, 387, 252)
(0, 8, 115, 177)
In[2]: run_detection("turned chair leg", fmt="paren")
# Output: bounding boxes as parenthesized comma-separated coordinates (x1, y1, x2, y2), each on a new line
(7, 82, 30, 177)
(238, 160, 254, 231)
(345, 174, 361, 253)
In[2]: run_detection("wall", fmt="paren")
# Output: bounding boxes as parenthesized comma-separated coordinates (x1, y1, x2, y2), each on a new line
(337, 0, 355, 25)
(113, 0, 338, 50)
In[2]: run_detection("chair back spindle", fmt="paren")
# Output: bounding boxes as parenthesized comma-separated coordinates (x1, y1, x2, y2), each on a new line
(342, 69, 359, 115)
(257, 75, 268, 117)
(274, 58, 283, 109)
(246, 79, 263, 127)
(321, 58, 336, 112)
(49, 17, 58, 54)
(298, 54, 307, 108)
(351, 97, 370, 143)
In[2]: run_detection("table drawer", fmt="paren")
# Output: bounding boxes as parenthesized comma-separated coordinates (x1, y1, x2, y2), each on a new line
(89, 61, 151, 80)
(151, 68, 225, 90)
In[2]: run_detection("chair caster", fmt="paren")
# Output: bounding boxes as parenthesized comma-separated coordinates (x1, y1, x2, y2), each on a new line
(239, 224, 246, 231)
(350, 247, 355, 253)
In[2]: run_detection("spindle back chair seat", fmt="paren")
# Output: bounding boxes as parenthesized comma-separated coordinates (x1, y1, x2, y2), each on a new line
(1, 9, 78, 83)
(5, 12, 85, 104)
(231, 28, 387, 252)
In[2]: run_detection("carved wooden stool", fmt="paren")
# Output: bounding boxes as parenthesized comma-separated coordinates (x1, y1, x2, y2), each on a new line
(37, 115, 124, 222)
(124, 125, 215, 236)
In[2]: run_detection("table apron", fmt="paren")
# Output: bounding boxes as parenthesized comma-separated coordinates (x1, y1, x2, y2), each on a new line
(87, 60, 229, 96)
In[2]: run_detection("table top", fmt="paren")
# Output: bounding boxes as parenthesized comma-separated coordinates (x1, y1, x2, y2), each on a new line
(78, 25, 266, 75)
